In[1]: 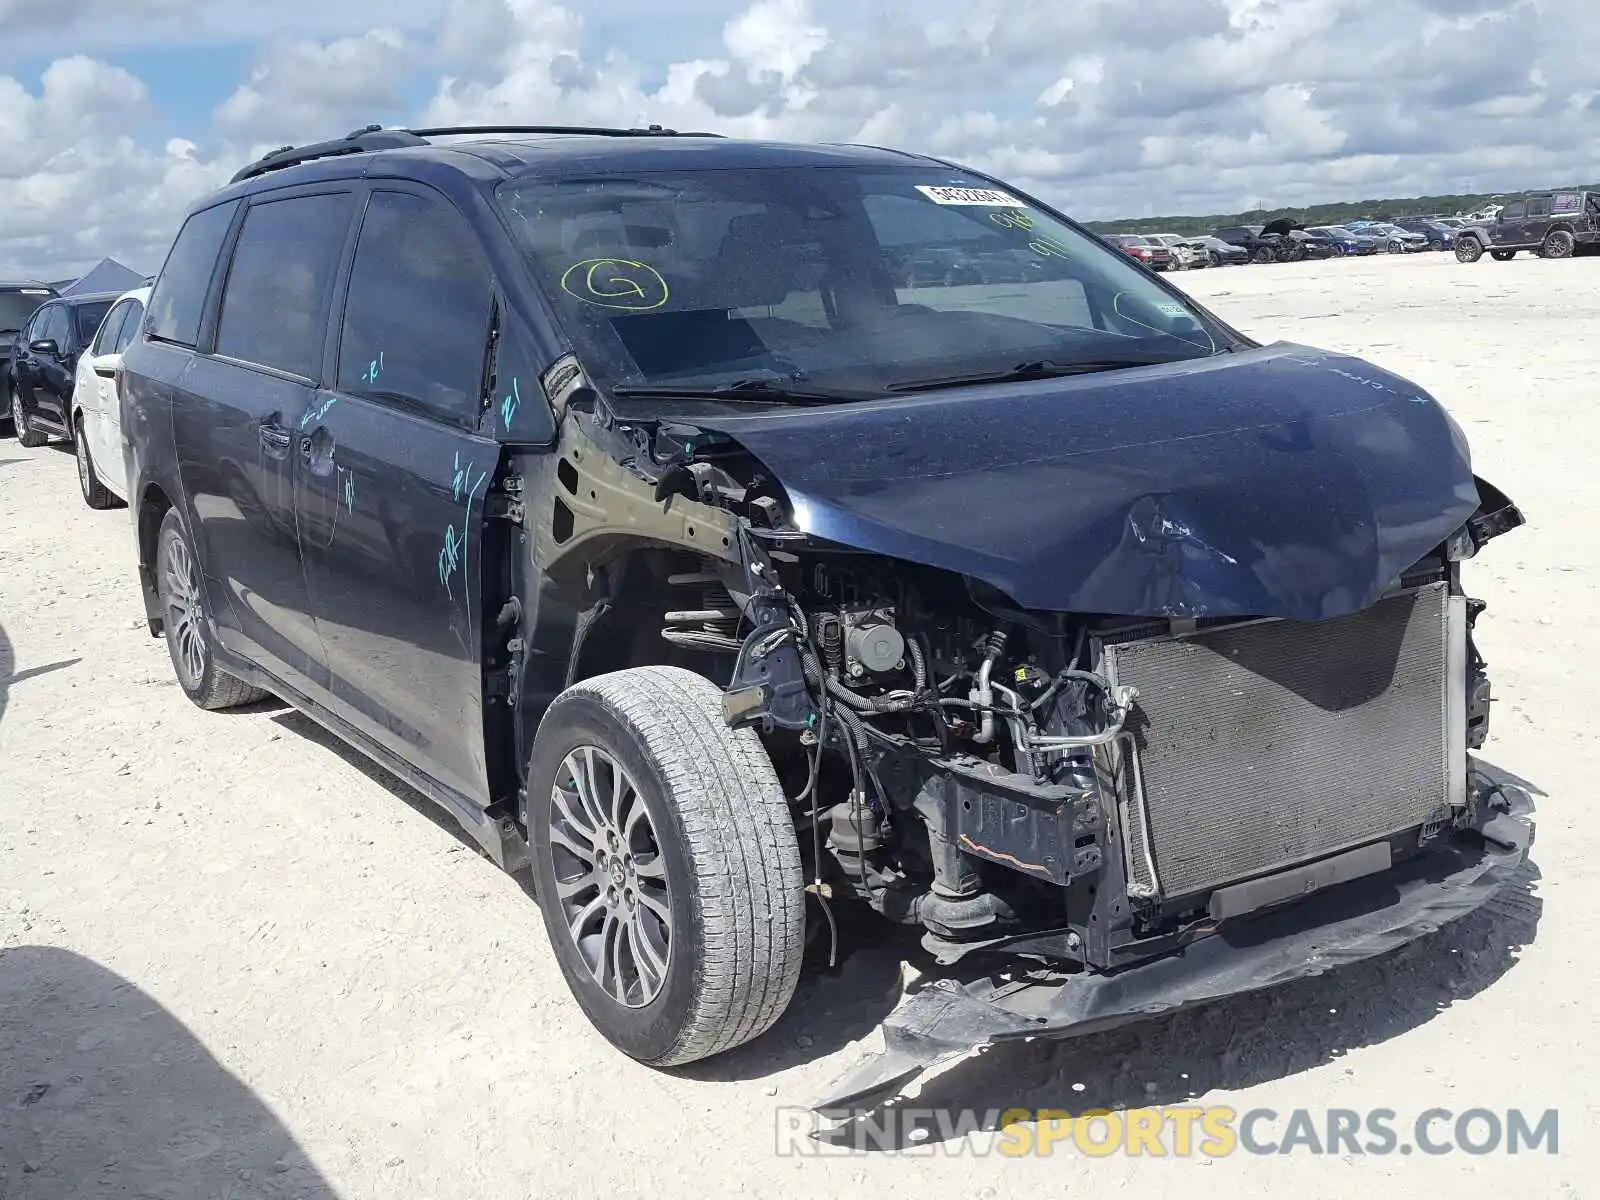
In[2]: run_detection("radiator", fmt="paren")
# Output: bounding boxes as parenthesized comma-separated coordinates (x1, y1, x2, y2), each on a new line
(1096, 582, 1467, 902)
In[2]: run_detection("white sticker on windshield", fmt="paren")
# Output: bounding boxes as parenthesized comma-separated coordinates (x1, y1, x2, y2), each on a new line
(915, 185, 1022, 206)
(1156, 303, 1187, 316)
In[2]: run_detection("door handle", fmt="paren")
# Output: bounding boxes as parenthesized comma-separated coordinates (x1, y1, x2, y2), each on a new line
(258, 417, 292, 456)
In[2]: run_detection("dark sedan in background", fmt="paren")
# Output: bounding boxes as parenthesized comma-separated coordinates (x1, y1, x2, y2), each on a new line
(1, 280, 59, 435)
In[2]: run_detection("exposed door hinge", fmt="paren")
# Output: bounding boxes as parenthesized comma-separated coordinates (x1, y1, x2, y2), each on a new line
(486, 473, 525, 524)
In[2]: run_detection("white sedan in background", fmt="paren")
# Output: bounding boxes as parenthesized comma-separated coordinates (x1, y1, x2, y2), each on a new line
(1147, 233, 1208, 269)
(70, 285, 148, 508)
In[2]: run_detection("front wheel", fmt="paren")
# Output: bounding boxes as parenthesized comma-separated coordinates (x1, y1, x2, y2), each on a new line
(1208, 250, 1222, 267)
(527, 666, 805, 1067)
(155, 509, 268, 710)
(10, 385, 47, 448)
(1542, 229, 1575, 259)
(1456, 238, 1485, 263)
(1252, 246, 1274, 264)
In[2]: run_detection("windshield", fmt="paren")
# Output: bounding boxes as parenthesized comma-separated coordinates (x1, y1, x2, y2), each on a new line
(0, 289, 52, 334)
(495, 166, 1227, 399)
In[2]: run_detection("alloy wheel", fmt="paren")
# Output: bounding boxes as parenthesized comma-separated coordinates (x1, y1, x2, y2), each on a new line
(74, 428, 91, 493)
(161, 531, 207, 688)
(10, 390, 23, 435)
(547, 744, 672, 1008)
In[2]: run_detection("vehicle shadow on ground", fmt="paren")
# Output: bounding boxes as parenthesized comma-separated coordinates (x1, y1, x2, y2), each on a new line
(268, 705, 912, 1071)
(0, 618, 81, 732)
(0, 945, 339, 1196)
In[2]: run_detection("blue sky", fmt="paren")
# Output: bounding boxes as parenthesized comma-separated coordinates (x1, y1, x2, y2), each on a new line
(2, 0, 1595, 278)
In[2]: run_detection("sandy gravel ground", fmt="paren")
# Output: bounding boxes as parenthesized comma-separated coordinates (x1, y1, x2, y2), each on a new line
(2, 252, 1596, 1198)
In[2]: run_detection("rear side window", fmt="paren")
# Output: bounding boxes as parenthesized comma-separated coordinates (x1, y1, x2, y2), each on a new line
(91, 300, 133, 354)
(114, 300, 146, 353)
(216, 193, 353, 379)
(1500, 201, 1526, 220)
(336, 189, 492, 423)
(73, 301, 113, 347)
(148, 200, 239, 346)
(1526, 197, 1550, 218)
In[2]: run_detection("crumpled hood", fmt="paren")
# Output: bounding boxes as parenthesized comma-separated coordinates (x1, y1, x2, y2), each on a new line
(681, 342, 1482, 620)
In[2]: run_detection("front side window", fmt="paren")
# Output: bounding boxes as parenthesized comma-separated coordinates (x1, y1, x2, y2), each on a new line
(336, 189, 492, 423)
(36, 305, 69, 349)
(495, 167, 1229, 401)
(113, 300, 146, 354)
(216, 192, 353, 378)
(148, 200, 239, 347)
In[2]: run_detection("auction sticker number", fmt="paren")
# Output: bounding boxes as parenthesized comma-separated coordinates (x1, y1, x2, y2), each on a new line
(916, 185, 1022, 206)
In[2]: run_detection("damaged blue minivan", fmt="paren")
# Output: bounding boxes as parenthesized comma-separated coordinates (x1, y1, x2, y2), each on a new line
(120, 125, 1532, 1108)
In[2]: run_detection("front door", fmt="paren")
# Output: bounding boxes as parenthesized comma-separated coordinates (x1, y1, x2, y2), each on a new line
(173, 188, 355, 694)
(294, 185, 503, 805)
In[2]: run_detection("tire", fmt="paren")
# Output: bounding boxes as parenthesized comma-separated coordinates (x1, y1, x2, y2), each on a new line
(73, 415, 118, 510)
(10, 385, 47, 448)
(1208, 250, 1222, 268)
(1456, 238, 1484, 263)
(1490, 249, 1516, 261)
(155, 509, 268, 710)
(1541, 229, 1575, 259)
(527, 665, 805, 1067)
(1252, 246, 1274, 265)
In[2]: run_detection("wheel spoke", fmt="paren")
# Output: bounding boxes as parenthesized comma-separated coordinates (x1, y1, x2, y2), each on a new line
(568, 892, 606, 945)
(635, 885, 670, 924)
(548, 818, 596, 863)
(633, 852, 666, 880)
(598, 912, 627, 1003)
(628, 909, 668, 991)
(553, 869, 598, 901)
(551, 776, 599, 843)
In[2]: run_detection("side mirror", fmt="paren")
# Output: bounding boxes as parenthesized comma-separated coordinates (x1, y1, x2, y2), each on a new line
(28, 338, 60, 357)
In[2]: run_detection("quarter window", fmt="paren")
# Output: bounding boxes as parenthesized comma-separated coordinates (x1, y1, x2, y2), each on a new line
(336, 189, 493, 422)
(148, 200, 239, 347)
(216, 192, 353, 378)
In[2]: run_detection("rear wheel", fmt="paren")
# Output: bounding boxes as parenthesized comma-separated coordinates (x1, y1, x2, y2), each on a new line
(155, 509, 268, 710)
(1542, 229, 1575, 259)
(527, 666, 805, 1067)
(1456, 238, 1484, 263)
(10, 385, 47, 448)
(1208, 250, 1222, 268)
(73, 415, 118, 509)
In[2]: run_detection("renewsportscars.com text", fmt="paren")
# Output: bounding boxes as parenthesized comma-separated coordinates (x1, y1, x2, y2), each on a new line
(777, 1105, 1560, 1157)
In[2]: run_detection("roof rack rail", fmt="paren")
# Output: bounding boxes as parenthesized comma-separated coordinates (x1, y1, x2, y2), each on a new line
(227, 122, 723, 184)
(229, 125, 428, 184)
(409, 124, 724, 139)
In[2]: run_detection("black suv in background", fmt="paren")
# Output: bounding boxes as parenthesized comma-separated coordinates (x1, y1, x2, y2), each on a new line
(1, 280, 59, 436)
(1210, 225, 1278, 263)
(120, 123, 1529, 1109)
(1454, 190, 1600, 261)
(7, 291, 117, 447)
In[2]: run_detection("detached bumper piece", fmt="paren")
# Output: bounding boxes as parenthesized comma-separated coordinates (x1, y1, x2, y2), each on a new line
(814, 787, 1534, 1114)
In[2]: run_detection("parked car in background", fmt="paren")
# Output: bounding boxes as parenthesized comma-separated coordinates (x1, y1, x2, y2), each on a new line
(1284, 229, 1341, 260)
(69, 284, 149, 507)
(1106, 234, 1175, 270)
(7, 290, 118, 449)
(1394, 217, 1457, 250)
(1453, 190, 1600, 262)
(1210, 225, 1277, 263)
(1308, 226, 1382, 255)
(1184, 235, 1251, 267)
(1355, 223, 1429, 253)
(1146, 234, 1207, 269)
(1, 280, 59, 436)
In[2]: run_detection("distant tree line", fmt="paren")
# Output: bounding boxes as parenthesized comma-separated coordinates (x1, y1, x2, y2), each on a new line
(1081, 185, 1600, 235)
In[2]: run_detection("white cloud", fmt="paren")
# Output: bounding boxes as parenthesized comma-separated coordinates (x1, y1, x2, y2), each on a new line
(6, 0, 1600, 278)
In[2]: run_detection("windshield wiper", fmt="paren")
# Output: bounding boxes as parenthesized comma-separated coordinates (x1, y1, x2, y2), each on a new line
(610, 377, 878, 406)
(887, 358, 1172, 394)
